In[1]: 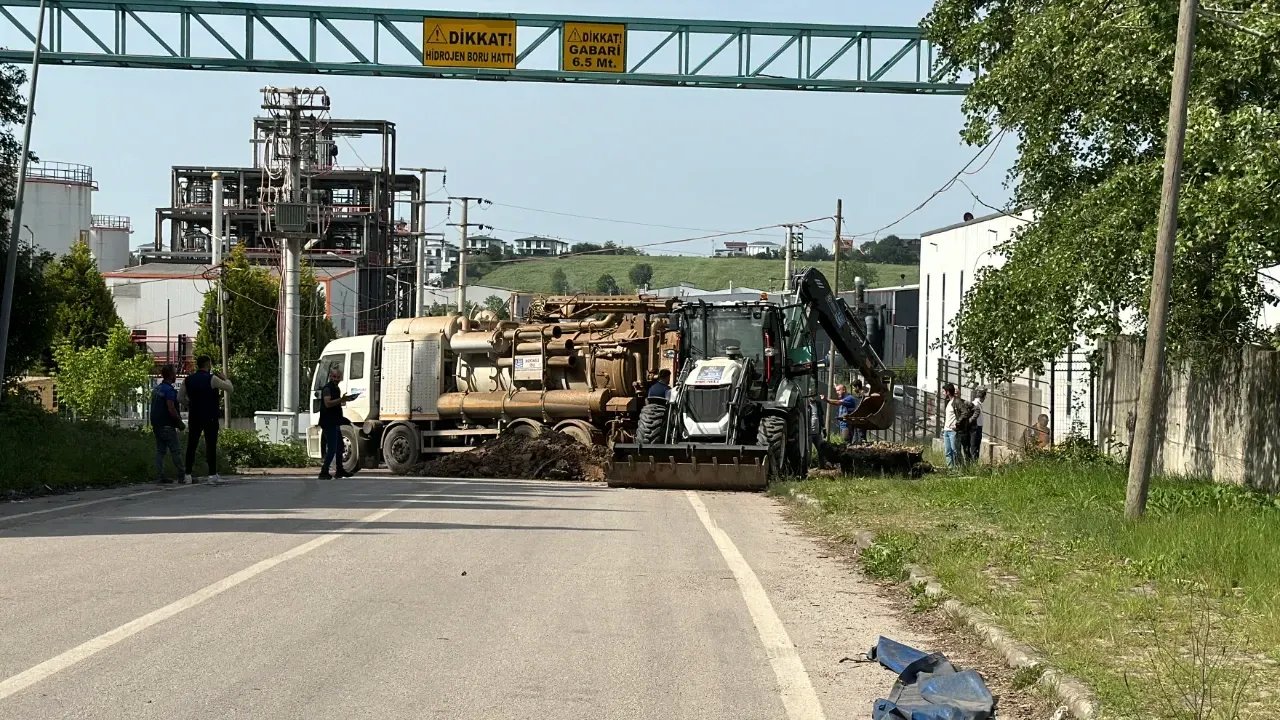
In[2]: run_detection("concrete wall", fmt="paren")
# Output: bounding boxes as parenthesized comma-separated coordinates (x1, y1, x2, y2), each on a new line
(107, 275, 206, 339)
(1096, 337, 1280, 491)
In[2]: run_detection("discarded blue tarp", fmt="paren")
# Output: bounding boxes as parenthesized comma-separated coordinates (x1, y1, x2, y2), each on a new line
(868, 637, 995, 720)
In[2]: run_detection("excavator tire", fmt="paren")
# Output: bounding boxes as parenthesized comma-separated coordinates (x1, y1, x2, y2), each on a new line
(636, 402, 667, 445)
(758, 415, 787, 479)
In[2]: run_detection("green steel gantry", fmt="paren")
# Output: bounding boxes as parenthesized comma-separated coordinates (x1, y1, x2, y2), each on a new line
(0, 0, 968, 94)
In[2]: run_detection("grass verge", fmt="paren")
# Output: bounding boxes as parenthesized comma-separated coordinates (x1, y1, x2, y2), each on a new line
(774, 453, 1280, 719)
(1, 403, 311, 498)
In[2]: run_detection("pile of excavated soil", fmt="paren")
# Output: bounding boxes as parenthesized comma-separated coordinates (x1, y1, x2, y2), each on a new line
(415, 432, 611, 482)
(817, 441, 931, 478)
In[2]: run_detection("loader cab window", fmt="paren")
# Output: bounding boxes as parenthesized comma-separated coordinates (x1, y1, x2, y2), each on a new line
(683, 305, 768, 368)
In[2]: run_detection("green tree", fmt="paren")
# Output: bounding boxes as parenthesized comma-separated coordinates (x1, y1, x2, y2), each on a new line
(858, 235, 919, 265)
(53, 323, 153, 420)
(550, 268, 571, 294)
(628, 262, 654, 290)
(46, 241, 119, 351)
(595, 273, 621, 295)
(195, 250, 336, 414)
(799, 245, 832, 262)
(482, 295, 511, 320)
(836, 249, 876, 292)
(925, 1, 1280, 379)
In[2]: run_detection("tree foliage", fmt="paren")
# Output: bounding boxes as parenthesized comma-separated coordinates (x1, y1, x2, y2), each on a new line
(594, 273, 621, 295)
(628, 262, 654, 289)
(193, 246, 336, 415)
(925, 0, 1280, 378)
(482, 295, 511, 320)
(53, 323, 152, 420)
(857, 235, 920, 265)
(550, 268, 571, 294)
(799, 245, 833, 262)
(46, 241, 119, 351)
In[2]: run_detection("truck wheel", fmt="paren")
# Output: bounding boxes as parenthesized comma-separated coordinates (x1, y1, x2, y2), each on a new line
(757, 415, 787, 478)
(381, 424, 420, 475)
(637, 402, 667, 444)
(340, 424, 362, 476)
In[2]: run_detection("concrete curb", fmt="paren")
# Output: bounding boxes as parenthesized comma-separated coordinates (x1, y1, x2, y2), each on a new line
(786, 490, 1097, 719)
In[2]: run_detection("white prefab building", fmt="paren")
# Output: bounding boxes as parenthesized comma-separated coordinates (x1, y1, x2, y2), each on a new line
(745, 240, 779, 257)
(103, 263, 361, 343)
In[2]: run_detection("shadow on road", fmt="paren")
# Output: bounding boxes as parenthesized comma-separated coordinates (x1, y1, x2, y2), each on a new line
(0, 477, 635, 539)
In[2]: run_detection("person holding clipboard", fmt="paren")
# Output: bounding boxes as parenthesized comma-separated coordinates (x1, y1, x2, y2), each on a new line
(318, 363, 359, 479)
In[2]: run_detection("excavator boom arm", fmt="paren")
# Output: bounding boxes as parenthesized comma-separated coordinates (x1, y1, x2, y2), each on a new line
(793, 267, 895, 430)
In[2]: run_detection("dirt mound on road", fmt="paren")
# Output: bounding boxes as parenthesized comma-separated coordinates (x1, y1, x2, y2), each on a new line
(414, 432, 611, 482)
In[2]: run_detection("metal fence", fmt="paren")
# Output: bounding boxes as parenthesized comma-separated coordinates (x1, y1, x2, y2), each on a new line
(936, 355, 1097, 450)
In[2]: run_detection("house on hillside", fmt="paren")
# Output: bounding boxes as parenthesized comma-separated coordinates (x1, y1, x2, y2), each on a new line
(467, 235, 511, 256)
(425, 237, 460, 274)
(746, 240, 779, 257)
(714, 241, 748, 257)
(513, 236, 569, 256)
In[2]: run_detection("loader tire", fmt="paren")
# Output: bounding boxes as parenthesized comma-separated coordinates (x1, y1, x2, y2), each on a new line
(637, 403, 667, 445)
(758, 415, 787, 478)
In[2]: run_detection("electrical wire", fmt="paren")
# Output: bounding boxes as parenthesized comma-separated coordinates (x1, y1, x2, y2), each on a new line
(489, 201, 783, 238)
(846, 130, 1009, 240)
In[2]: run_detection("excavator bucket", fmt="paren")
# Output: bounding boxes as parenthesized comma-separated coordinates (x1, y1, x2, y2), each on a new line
(848, 393, 896, 431)
(607, 443, 770, 491)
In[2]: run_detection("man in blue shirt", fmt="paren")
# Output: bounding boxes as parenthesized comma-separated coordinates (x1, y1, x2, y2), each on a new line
(647, 369, 671, 401)
(824, 383, 860, 444)
(149, 364, 186, 484)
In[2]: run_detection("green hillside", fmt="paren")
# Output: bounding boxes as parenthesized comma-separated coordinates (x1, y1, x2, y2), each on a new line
(476, 256, 918, 294)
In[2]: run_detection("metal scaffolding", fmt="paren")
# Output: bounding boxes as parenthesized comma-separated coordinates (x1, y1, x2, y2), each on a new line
(0, 0, 969, 94)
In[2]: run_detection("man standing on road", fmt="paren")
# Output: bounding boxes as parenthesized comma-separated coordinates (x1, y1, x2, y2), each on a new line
(181, 355, 234, 485)
(150, 364, 186, 484)
(318, 364, 354, 480)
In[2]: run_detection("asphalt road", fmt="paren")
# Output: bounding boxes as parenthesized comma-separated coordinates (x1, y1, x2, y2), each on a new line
(0, 476, 936, 720)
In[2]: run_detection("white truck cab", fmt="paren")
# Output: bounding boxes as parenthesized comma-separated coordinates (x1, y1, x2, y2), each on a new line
(305, 334, 380, 465)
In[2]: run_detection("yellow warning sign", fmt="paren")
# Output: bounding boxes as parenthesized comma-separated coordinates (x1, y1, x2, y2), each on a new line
(422, 17, 517, 69)
(562, 22, 626, 73)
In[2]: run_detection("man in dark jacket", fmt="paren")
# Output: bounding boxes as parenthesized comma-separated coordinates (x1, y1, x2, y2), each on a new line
(319, 363, 354, 479)
(181, 355, 234, 485)
(150, 364, 186, 484)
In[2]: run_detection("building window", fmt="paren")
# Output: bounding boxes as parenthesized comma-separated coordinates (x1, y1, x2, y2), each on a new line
(350, 352, 365, 381)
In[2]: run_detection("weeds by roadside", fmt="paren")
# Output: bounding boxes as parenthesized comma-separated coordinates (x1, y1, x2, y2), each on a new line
(774, 455, 1279, 718)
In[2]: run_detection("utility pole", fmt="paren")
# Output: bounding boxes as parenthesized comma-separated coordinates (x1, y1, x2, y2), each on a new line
(0, 0, 47, 388)
(825, 199, 843, 433)
(261, 87, 328, 416)
(782, 224, 805, 293)
(211, 172, 231, 425)
(1126, 0, 1199, 519)
(448, 196, 491, 314)
(403, 167, 447, 316)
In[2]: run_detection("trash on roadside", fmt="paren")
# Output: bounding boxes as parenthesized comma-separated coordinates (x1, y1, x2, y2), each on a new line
(867, 636, 995, 720)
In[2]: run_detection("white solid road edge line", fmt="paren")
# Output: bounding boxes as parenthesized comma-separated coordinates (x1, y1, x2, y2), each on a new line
(685, 491, 828, 720)
(0, 502, 405, 702)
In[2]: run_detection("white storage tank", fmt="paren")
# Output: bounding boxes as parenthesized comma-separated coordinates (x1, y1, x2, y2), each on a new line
(21, 161, 95, 258)
(89, 215, 131, 272)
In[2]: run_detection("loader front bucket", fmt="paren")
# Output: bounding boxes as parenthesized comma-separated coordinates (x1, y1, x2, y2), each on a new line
(607, 443, 770, 491)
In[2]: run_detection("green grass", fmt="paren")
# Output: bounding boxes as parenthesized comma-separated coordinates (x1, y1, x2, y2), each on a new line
(476, 256, 918, 294)
(775, 456, 1280, 719)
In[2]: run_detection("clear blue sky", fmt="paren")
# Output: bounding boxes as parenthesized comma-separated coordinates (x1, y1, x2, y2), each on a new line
(24, 0, 1014, 255)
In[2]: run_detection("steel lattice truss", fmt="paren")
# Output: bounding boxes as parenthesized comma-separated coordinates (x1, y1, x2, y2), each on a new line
(0, 0, 968, 94)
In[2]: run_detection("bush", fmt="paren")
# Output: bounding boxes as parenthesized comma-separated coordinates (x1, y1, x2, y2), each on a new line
(0, 399, 154, 496)
(219, 428, 311, 469)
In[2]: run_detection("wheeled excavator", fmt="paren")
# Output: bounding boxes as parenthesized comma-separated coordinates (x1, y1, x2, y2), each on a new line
(607, 267, 894, 490)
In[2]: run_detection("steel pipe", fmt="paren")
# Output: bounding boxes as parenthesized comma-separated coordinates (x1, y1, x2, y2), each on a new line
(437, 389, 611, 419)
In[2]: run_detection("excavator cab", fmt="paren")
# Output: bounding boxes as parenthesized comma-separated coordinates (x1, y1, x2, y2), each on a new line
(609, 300, 815, 490)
